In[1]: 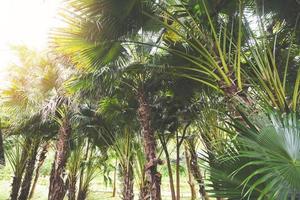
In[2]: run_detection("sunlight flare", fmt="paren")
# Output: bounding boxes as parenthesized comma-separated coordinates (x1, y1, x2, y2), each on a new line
(0, 0, 61, 87)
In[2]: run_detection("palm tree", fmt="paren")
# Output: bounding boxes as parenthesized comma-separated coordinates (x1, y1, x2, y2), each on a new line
(5, 136, 31, 200)
(18, 138, 40, 200)
(148, 0, 300, 113)
(48, 98, 73, 200)
(0, 119, 5, 166)
(203, 109, 300, 199)
(0, 46, 64, 200)
(0, 45, 74, 200)
(53, 0, 164, 195)
(99, 95, 147, 200)
(28, 142, 49, 199)
(66, 136, 83, 200)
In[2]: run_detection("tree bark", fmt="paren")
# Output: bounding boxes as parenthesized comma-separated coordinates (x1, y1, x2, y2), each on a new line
(138, 169, 149, 200)
(176, 132, 181, 200)
(184, 145, 196, 200)
(139, 183, 149, 200)
(159, 135, 176, 200)
(112, 158, 117, 197)
(68, 176, 77, 200)
(77, 188, 87, 200)
(137, 88, 161, 200)
(10, 139, 31, 200)
(48, 117, 72, 200)
(28, 142, 49, 199)
(77, 139, 90, 200)
(11, 176, 23, 200)
(122, 159, 134, 200)
(188, 142, 209, 200)
(176, 123, 190, 200)
(0, 120, 5, 166)
(18, 140, 39, 200)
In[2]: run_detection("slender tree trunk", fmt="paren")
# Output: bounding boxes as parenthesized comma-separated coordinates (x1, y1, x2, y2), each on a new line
(77, 188, 87, 200)
(10, 139, 31, 200)
(48, 117, 72, 200)
(68, 176, 77, 200)
(77, 139, 90, 200)
(165, 150, 176, 200)
(139, 184, 149, 200)
(159, 135, 176, 200)
(137, 88, 161, 200)
(176, 132, 181, 200)
(184, 145, 196, 200)
(11, 176, 23, 200)
(122, 158, 134, 200)
(18, 140, 39, 200)
(0, 119, 5, 166)
(138, 168, 149, 200)
(188, 142, 209, 200)
(28, 142, 49, 199)
(176, 124, 190, 200)
(77, 146, 94, 200)
(112, 158, 117, 197)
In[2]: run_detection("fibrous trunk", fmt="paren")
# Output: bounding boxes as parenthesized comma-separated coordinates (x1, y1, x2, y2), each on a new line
(10, 139, 31, 200)
(184, 145, 196, 200)
(176, 132, 180, 200)
(137, 88, 161, 200)
(10, 176, 23, 200)
(188, 143, 209, 200)
(18, 141, 39, 200)
(48, 117, 72, 200)
(77, 188, 87, 200)
(159, 135, 176, 200)
(0, 122, 5, 166)
(138, 171, 149, 200)
(28, 143, 49, 199)
(68, 176, 77, 200)
(122, 159, 134, 200)
(77, 139, 90, 200)
(112, 159, 117, 197)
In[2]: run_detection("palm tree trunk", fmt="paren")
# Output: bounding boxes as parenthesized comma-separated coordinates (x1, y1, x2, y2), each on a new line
(138, 169, 149, 200)
(77, 188, 87, 200)
(184, 145, 196, 200)
(77, 139, 90, 200)
(10, 139, 31, 200)
(112, 158, 117, 197)
(159, 135, 176, 200)
(139, 184, 149, 200)
(123, 158, 134, 200)
(28, 142, 49, 199)
(137, 88, 161, 200)
(11, 176, 23, 200)
(0, 120, 5, 166)
(188, 143, 209, 200)
(18, 140, 39, 200)
(48, 117, 72, 200)
(176, 132, 181, 200)
(68, 177, 77, 200)
(176, 123, 190, 200)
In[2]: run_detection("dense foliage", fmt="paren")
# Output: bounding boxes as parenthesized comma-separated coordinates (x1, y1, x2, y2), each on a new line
(0, 0, 299, 200)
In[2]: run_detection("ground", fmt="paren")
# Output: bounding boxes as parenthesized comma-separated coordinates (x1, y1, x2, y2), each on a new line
(0, 160, 194, 200)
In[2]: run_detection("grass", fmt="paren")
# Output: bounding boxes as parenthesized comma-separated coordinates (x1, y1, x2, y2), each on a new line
(0, 157, 195, 200)
(0, 178, 193, 200)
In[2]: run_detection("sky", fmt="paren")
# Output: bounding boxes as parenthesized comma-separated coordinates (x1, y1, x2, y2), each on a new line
(0, 0, 62, 86)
